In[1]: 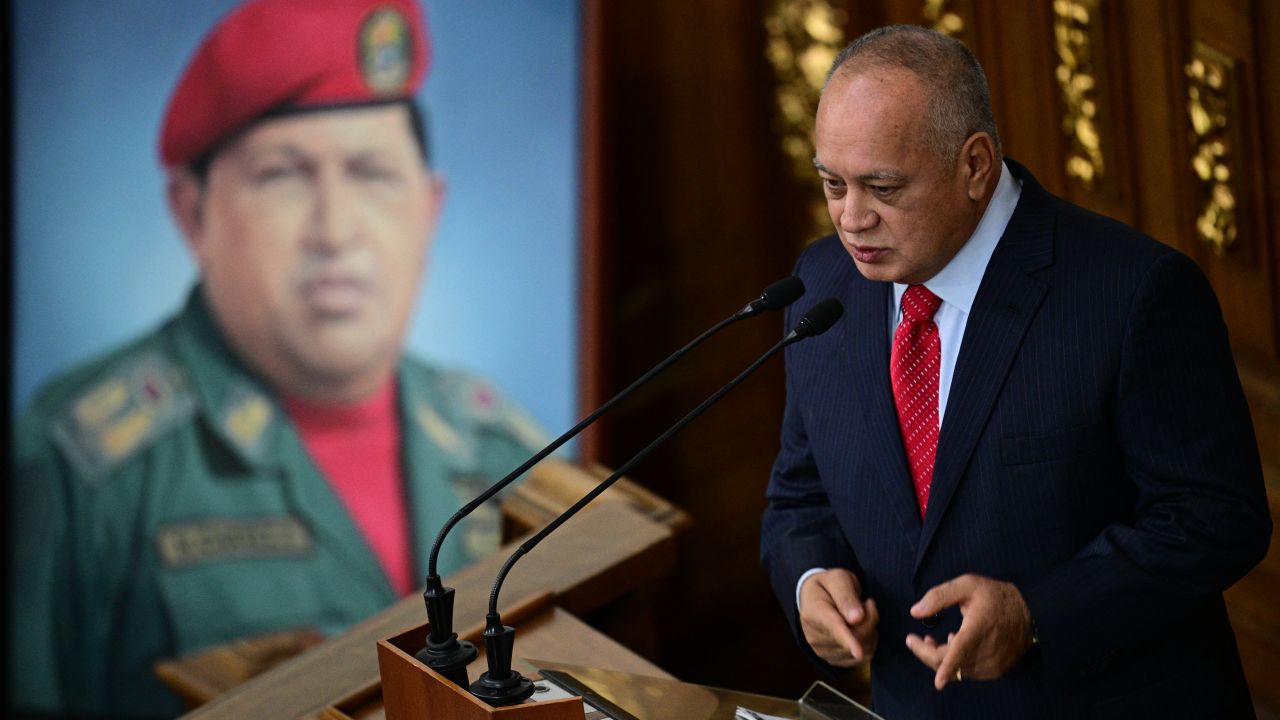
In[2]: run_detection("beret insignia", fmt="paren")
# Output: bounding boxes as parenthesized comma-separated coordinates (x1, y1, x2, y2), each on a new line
(359, 7, 413, 95)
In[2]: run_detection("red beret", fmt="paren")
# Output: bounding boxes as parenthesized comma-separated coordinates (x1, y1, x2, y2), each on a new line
(159, 0, 429, 167)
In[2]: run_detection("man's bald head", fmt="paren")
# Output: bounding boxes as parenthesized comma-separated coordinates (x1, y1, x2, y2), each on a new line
(825, 25, 1001, 165)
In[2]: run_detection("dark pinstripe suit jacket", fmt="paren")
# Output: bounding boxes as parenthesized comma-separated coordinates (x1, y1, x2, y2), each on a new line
(761, 160, 1271, 719)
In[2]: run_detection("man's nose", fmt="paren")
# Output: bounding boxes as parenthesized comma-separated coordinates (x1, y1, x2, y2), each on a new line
(839, 193, 879, 234)
(308, 170, 360, 252)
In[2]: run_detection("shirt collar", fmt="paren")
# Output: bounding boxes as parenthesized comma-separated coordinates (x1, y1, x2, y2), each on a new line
(894, 160, 1022, 315)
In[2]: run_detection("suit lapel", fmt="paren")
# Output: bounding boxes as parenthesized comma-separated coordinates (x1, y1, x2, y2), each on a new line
(844, 279, 922, 533)
(914, 164, 1055, 570)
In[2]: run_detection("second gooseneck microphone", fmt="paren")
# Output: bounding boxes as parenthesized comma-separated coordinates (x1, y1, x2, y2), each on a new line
(469, 298, 845, 706)
(415, 276, 805, 686)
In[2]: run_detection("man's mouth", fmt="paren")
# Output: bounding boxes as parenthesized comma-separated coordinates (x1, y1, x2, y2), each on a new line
(849, 243, 888, 264)
(300, 275, 372, 316)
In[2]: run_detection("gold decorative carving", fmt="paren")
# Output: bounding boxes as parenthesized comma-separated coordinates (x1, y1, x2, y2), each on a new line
(1051, 0, 1105, 190)
(764, 0, 847, 234)
(1186, 43, 1240, 255)
(923, 0, 964, 37)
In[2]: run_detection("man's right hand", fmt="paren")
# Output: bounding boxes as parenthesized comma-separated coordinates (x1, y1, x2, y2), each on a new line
(798, 568, 879, 668)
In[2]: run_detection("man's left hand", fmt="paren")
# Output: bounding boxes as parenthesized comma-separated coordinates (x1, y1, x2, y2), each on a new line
(904, 574, 1033, 690)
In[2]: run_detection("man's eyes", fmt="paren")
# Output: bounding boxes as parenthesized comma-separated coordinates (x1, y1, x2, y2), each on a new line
(349, 162, 403, 182)
(248, 161, 404, 185)
(252, 164, 304, 184)
(819, 176, 898, 198)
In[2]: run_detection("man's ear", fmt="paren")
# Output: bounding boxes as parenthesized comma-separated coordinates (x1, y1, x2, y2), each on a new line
(421, 172, 447, 252)
(166, 169, 207, 259)
(428, 172, 446, 222)
(960, 132, 998, 201)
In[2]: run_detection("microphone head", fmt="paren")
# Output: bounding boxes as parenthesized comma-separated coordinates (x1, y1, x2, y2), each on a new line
(793, 298, 844, 338)
(758, 276, 805, 311)
(740, 276, 805, 318)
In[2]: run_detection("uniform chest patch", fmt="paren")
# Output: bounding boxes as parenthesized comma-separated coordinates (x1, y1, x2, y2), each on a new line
(156, 516, 314, 569)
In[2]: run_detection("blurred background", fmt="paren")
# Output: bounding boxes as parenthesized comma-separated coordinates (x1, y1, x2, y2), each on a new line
(9, 0, 1280, 716)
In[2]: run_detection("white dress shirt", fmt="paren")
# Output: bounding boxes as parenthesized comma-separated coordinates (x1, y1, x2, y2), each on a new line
(795, 161, 1023, 608)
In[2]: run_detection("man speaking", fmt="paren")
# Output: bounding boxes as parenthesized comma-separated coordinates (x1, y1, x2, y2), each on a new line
(10, 1, 544, 717)
(761, 24, 1270, 718)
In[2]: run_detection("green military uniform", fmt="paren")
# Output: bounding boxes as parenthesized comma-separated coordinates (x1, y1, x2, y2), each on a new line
(10, 288, 546, 718)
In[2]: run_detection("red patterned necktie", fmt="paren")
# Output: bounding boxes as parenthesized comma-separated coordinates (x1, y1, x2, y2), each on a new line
(891, 285, 943, 518)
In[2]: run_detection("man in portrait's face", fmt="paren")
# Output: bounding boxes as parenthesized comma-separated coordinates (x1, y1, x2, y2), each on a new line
(169, 103, 445, 405)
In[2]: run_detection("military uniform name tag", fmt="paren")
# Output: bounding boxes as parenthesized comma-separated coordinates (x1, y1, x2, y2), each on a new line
(156, 516, 314, 569)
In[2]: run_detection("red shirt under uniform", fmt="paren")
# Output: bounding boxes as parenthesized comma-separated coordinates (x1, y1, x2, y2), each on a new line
(285, 381, 414, 596)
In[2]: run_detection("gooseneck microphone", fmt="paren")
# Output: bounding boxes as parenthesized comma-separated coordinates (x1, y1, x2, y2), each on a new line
(469, 298, 844, 706)
(415, 277, 805, 686)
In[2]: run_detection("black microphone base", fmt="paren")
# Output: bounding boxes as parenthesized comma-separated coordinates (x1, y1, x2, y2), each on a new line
(470, 671, 535, 706)
(413, 637, 477, 689)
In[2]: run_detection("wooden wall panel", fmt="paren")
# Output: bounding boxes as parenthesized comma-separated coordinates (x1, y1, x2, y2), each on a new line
(979, 2, 1071, 198)
(1261, 1, 1280, 350)
(1070, 0, 1140, 224)
(1232, 4, 1280, 716)
(1181, 0, 1277, 364)
(582, 0, 848, 700)
(1120, 1, 1192, 256)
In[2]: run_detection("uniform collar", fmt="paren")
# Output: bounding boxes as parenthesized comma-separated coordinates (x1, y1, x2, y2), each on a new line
(168, 286, 485, 480)
(167, 286, 288, 469)
(398, 359, 481, 472)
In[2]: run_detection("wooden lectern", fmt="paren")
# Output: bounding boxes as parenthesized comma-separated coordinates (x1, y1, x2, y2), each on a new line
(180, 461, 683, 720)
(375, 594, 582, 720)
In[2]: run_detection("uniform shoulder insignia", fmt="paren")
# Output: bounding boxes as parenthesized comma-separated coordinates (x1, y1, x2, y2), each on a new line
(496, 403, 549, 453)
(50, 350, 195, 481)
(455, 374, 548, 452)
(407, 362, 549, 457)
(399, 361, 471, 463)
(415, 402, 465, 457)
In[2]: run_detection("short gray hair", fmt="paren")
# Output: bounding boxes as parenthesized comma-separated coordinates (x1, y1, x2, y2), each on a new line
(825, 25, 1001, 164)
